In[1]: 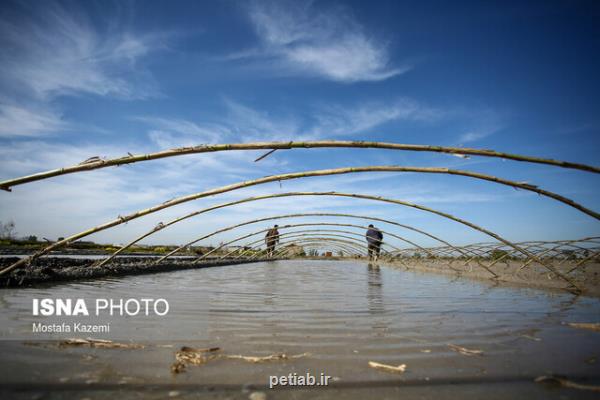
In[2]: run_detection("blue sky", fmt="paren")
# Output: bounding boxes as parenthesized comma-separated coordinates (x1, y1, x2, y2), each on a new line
(0, 0, 598, 249)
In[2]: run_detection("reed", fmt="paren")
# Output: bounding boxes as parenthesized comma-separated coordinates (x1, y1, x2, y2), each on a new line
(2, 140, 598, 191)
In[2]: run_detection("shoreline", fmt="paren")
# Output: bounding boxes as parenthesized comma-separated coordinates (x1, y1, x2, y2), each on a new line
(380, 258, 600, 298)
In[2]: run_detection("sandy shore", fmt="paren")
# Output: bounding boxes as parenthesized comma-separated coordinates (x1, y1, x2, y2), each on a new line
(381, 258, 600, 297)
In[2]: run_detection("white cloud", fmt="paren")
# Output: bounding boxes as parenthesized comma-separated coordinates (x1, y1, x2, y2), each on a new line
(459, 131, 492, 143)
(243, 1, 406, 82)
(136, 97, 441, 146)
(0, 103, 67, 138)
(136, 117, 228, 144)
(456, 108, 505, 144)
(309, 98, 442, 137)
(0, 3, 160, 100)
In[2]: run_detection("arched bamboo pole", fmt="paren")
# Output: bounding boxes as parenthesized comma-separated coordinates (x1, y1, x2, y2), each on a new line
(245, 232, 393, 260)
(275, 242, 363, 258)
(514, 239, 596, 271)
(2, 140, 598, 190)
(210, 226, 402, 260)
(156, 219, 426, 264)
(224, 222, 437, 260)
(0, 167, 582, 289)
(264, 237, 370, 258)
(271, 242, 367, 261)
(93, 193, 461, 268)
(195, 227, 398, 262)
(250, 237, 396, 263)
(233, 238, 385, 260)
(275, 239, 367, 258)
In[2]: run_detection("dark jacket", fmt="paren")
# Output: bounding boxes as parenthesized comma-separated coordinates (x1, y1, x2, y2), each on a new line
(366, 228, 383, 245)
(265, 228, 280, 245)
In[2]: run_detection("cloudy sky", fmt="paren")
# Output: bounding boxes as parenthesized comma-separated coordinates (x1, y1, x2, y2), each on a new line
(0, 0, 598, 250)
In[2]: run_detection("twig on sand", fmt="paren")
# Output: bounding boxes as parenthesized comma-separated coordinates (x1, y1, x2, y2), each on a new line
(368, 361, 407, 374)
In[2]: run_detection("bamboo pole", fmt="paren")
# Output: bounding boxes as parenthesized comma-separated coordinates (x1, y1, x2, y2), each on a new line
(259, 237, 371, 258)
(274, 239, 367, 258)
(0, 167, 583, 289)
(273, 236, 367, 258)
(207, 227, 402, 261)
(156, 219, 434, 264)
(94, 194, 466, 268)
(251, 232, 394, 260)
(194, 229, 384, 262)
(2, 140, 598, 190)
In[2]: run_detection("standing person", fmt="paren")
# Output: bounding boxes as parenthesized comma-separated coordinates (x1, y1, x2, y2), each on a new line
(366, 224, 383, 261)
(265, 224, 280, 258)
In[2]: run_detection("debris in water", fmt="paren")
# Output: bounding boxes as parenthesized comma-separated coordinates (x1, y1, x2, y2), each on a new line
(520, 334, 541, 342)
(171, 361, 186, 374)
(448, 344, 483, 356)
(170, 347, 309, 373)
(174, 346, 220, 367)
(368, 361, 407, 374)
(248, 391, 267, 400)
(535, 375, 600, 392)
(567, 322, 600, 332)
(225, 352, 309, 363)
(59, 338, 144, 349)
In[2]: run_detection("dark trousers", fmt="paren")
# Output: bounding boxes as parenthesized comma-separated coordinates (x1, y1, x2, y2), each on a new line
(368, 242, 381, 260)
(266, 241, 276, 257)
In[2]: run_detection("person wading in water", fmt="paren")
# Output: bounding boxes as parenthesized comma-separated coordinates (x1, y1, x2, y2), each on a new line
(366, 224, 383, 261)
(265, 224, 280, 258)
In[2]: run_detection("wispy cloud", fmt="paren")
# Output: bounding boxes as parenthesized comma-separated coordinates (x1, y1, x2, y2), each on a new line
(137, 97, 442, 145)
(135, 117, 229, 145)
(456, 108, 505, 144)
(0, 2, 161, 100)
(0, 102, 67, 138)
(0, 1, 166, 138)
(241, 0, 406, 82)
(309, 98, 442, 137)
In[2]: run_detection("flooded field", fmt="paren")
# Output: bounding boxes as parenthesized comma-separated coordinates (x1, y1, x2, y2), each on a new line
(1, 260, 599, 399)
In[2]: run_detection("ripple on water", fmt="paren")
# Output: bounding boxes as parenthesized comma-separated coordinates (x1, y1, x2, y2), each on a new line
(0, 260, 598, 357)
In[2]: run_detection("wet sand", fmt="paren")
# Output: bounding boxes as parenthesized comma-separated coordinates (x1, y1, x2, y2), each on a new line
(0, 260, 599, 399)
(384, 259, 600, 297)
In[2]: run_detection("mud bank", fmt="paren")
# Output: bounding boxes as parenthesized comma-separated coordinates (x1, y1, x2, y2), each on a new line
(0, 257, 278, 288)
(383, 259, 600, 297)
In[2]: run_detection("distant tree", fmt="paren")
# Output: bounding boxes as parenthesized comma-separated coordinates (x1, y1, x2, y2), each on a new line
(58, 237, 65, 241)
(0, 220, 16, 239)
(27, 235, 38, 242)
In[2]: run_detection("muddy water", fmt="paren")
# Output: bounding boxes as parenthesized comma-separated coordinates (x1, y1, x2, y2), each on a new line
(1, 260, 599, 399)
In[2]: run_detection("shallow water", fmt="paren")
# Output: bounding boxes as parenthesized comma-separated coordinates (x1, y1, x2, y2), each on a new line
(1, 260, 599, 399)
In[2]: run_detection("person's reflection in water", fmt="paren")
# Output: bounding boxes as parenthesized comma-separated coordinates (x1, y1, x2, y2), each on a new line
(367, 264, 388, 335)
(367, 263, 384, 314)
